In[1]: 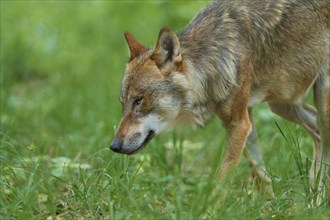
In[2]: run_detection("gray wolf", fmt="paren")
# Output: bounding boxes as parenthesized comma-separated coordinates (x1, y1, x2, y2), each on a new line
(110, 0, 330, 204)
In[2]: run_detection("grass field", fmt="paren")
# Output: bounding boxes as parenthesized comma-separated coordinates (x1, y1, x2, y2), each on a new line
(1, 1, 329, 219)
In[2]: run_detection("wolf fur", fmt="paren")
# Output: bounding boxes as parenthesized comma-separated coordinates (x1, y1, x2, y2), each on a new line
(110, 0, 330, 204)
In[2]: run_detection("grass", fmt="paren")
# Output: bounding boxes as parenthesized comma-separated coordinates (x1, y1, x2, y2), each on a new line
(1, 1, 329, 219)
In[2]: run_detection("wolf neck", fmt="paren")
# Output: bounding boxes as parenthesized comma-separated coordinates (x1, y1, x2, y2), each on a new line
(173, 35, 238, 127)
(171, 1, 244, 126)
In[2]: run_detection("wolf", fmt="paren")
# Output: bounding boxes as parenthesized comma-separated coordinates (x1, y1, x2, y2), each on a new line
(110, 0, 330, 203)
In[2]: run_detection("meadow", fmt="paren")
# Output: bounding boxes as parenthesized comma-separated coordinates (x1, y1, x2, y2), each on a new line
(1, 1, 329, 219)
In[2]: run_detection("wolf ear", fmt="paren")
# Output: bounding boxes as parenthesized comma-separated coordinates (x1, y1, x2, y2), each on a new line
(151, 27, 182, 68)
(124, 31, 148, 61)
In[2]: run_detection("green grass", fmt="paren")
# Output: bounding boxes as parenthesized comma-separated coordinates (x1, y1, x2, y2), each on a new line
(1, 1, 329, 219)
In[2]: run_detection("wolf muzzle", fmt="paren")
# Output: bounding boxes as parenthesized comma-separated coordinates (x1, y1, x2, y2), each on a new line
(110, 130, 155, 155)
(110, 138, 123, 153)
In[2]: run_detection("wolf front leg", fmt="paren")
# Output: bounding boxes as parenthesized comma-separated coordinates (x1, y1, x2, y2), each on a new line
(217, 105, 252, 178)
(244, 108, 272, 184)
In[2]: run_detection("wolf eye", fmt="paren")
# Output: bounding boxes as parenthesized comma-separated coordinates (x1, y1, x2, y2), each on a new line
(133, 97, 143, 107)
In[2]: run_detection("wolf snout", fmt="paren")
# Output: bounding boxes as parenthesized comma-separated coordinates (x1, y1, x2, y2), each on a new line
(110, 138, 123, 153)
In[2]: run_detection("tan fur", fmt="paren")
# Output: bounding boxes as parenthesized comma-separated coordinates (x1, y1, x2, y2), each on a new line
(111, 0, 330, 204)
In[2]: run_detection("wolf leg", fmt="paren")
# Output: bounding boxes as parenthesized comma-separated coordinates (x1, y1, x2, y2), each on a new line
(218, 107, 251, 179)
(268, 102, 325, 203)
(244, 108, 272, 184)
(313, 66, 330, 205)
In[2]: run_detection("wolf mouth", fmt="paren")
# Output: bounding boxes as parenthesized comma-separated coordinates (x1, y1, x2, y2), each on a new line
(127, 130, 155, 155)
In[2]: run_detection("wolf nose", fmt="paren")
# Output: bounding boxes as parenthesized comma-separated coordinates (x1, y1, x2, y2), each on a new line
(110, 138, 122, 152)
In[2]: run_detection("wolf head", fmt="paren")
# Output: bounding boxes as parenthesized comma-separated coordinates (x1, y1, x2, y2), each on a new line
(110, 27, 188, 155)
